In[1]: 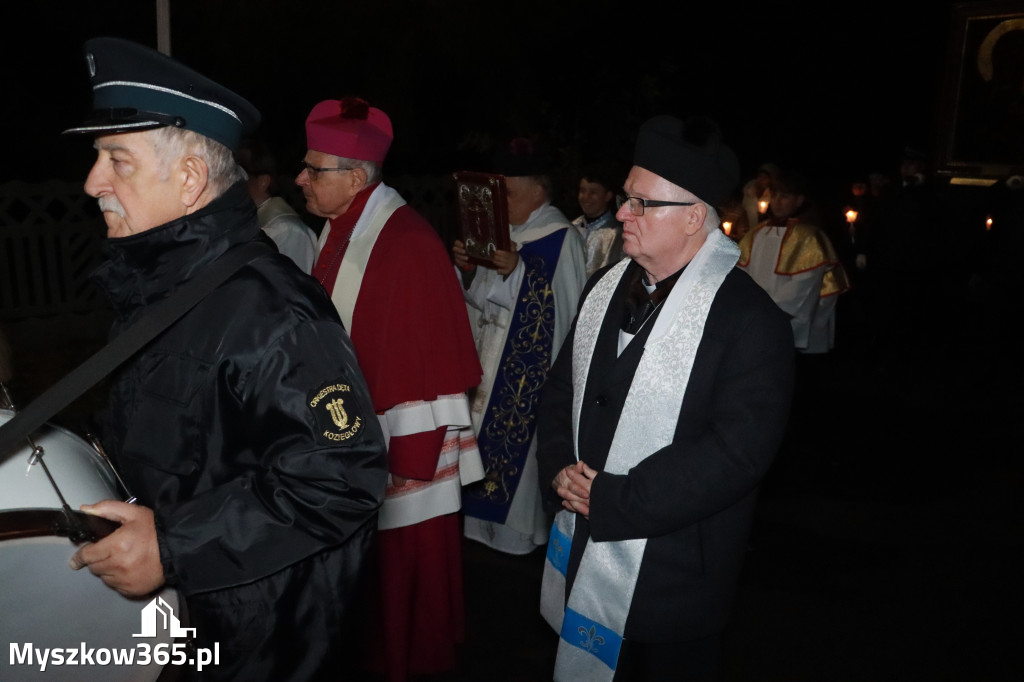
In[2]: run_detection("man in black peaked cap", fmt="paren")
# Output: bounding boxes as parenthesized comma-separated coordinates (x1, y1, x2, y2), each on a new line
(536, 116, 794, 681)
(64, 37, 387, 680)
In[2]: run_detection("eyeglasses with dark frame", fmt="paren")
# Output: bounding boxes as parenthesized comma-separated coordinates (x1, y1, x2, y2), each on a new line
(299, 161, 357, 181)
(617, 195, 697, 216)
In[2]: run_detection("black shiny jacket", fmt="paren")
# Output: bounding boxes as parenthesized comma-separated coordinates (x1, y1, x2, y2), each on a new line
(93, 183, 387, 680)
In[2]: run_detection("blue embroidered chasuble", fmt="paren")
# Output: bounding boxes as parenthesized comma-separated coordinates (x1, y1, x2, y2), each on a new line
(463, 228, 567, 523)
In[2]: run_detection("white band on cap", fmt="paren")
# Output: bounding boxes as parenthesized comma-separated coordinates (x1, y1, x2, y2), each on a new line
(95, 80, 241, 123)
(64, 121, 162, 134)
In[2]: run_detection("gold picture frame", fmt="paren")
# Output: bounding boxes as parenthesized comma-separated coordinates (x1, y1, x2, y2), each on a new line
(937, 1, 1024, 181)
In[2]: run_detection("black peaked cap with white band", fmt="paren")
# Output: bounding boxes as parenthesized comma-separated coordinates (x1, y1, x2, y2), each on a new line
(63, 37, 260, 152)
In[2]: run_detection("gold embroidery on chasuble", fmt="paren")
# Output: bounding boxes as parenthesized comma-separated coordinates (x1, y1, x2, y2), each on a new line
(477, 263, 556, 504)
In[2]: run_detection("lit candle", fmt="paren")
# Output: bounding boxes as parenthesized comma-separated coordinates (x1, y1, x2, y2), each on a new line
(758, 200, 768, 215)
(845, 209, 858, 244)
(722, 221, 732, 236)
(986, 215, 993, 231)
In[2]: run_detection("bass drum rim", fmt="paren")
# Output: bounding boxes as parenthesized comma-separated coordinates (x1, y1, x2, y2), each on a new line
(0, 410, 182, 681)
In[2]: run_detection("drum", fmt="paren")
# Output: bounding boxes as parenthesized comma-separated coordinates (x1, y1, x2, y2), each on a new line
(0, 410, 181, 681)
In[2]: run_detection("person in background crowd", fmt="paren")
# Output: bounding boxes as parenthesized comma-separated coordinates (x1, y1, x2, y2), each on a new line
(738, 168, 851, 488)
(572, 161, 624, 277)
(739, 169, 851, 355)
(741, 161, 778, 232)
(236, 137, 318, 273)
(454, 138, 587, 556)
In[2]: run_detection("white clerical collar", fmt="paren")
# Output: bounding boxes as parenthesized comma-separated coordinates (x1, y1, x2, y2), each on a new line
(511, 201, 550, 230)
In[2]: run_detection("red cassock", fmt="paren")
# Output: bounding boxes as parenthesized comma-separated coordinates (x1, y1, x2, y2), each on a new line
(314, 184, 482, 681)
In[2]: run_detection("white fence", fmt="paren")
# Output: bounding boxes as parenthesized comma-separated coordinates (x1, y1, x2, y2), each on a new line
(0, 180, 107, 321)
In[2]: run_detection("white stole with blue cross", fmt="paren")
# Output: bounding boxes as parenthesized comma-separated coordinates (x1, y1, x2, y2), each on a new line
(540, 229, 739, 682)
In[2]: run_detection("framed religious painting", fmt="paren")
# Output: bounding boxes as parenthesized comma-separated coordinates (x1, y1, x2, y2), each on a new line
(452, 171, 511, 267)
(937, 0, 1024, 183)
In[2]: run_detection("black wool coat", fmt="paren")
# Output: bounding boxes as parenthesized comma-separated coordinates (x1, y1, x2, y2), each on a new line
(537, 258, 794, 643)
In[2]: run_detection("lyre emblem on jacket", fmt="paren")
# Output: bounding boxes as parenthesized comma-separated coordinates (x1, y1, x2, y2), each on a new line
(327, 398, 349, 429)
(309, 382, 364, 444)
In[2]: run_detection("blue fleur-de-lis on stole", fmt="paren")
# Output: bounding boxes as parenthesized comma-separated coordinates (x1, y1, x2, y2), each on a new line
(577, 625, 605, 653)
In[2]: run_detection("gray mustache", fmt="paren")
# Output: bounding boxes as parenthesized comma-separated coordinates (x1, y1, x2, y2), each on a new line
(98, 196, 126, 218)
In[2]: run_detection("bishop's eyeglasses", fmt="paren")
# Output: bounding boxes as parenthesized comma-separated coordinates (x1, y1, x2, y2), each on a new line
(299, 161, 356, 182)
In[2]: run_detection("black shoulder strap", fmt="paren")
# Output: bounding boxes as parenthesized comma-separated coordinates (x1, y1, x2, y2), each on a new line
(0, 241, 270, 453)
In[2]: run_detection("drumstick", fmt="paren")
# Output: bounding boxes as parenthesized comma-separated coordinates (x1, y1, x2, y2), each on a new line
(26, 443, 98, 543)
(3, 384, 100, 544)
(87, 433, 138, 504)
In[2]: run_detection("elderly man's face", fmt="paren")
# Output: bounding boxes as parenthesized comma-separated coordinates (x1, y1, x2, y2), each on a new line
(616, 166, 705, 280)
(505, 176, 544, 226)
(295, 150, 362, 220)
(84, 132, 186, 238)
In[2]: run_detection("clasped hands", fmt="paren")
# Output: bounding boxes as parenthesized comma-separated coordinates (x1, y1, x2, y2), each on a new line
(452, 240, 519, 277)
(553, 460, 598, 519)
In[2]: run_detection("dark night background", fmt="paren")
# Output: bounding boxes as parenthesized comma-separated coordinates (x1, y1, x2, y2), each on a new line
(1, 1, 973, 190)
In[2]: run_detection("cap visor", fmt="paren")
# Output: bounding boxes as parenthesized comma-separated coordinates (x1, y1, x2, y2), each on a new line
(62, 113, 168, 137)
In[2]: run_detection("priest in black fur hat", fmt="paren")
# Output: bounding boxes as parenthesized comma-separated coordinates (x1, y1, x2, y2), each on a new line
(536, 115, 795, 682)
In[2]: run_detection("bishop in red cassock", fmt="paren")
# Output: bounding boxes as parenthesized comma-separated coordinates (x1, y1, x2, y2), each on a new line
(297, 97, 482, 682)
